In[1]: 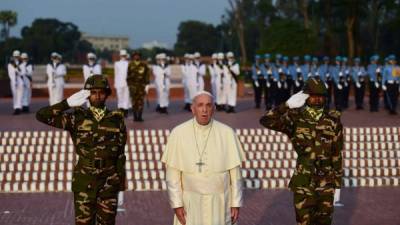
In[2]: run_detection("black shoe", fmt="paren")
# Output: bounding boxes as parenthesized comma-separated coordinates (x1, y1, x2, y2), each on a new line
(226, 106, 236, 113)
(22, 106, 29, 113)
(389, 111, 398, 115)
(156, 105, 161, 113)
(184, 103, 191, 111)
(255, 104, 260, 109)
(133, 111, 138, 121)
(137, 111, 144, 122)
(13, 108, 21, 115)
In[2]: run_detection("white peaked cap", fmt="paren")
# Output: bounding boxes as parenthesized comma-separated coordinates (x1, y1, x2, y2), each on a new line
(159, 53, 167, 59)
(194, 52, 201, 58)
(120, 49, 128, 56)
(184, 53, 189, 58)
(188, 54, 194, 59)
(87, 52, 96, 59)
(278, 68, 283, 73)
(12, 50, 20, 57)
(51, 52, 58, 58)
(226, 52, 234, 58)
(217, 53, 224, 60)
(21, 53, 28, 59)
(211, 53, 218, 59)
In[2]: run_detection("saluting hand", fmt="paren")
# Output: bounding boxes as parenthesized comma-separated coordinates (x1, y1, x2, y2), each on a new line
(67, 90, 90, 107)
(286, 91, 309, 109)
(174, 207, 186, 225)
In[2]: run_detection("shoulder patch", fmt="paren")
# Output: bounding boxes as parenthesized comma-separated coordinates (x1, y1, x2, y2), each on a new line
(328, 110, 341, 119)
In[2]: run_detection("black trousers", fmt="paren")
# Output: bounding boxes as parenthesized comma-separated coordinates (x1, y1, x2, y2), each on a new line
(266, 80, 276, 109)
(354, 82, 366, 109)
(253, 78, 266, 108)
(386, 82, 400, 113)
(334, 84, 344, 111)
(369, 81, 381, 112)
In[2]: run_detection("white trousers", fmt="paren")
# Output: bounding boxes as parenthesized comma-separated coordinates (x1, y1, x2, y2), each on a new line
(215, 80, 227, 105)
(156, 86, 170, 107)
(10, 82, 23, 109)
(226, 81, 237, 107)
(183, 81, 190, 104)
(116, 86, 131, 109)
(48, 84, 64, 106)
(22, 77, 31, 107)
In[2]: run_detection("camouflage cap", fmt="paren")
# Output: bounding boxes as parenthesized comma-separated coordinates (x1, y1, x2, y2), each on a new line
(84, 75, 111, 95)
(303, 78, 328, 96)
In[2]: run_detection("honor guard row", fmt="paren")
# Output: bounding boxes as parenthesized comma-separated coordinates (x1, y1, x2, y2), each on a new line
(252, 53, 400, 114)
(7, 50, 34, 115)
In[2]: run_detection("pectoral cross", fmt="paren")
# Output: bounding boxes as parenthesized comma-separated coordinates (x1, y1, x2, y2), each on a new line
(196, 159, 205, 172)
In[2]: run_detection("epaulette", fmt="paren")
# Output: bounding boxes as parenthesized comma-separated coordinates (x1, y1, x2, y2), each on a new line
(109, 109, 125, 118)
(328, 109, 341, 119)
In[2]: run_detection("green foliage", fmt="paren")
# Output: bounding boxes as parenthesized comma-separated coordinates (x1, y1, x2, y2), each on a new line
(259, 19, 319, 56)
(174, 20, 220, 55)
(0, 10, 17, 40)
(20, 18, 94, 64)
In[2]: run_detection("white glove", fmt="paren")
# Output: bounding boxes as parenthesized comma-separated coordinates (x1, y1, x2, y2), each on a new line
(277, 81, 282, 89)
(266, 82, 271, 88)
(254, 81, 259, 87)
(295, 80, 300, 87)
(286, 91, 309, 109)
(67, 90, 90, 107)
(145, 85, 150, 94)
(375, 82, 379, 89)
(344, 82, 348, 87)
(325, 82, 329, 89)
(118, 191, 124, 206)
(382, 85, 387, 91)
(356, 82, 361, 88)
(337, 84, 343, 90)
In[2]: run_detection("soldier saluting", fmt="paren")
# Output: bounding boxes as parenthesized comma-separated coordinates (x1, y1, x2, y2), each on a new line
(260, 78, 343, 225)
(36, 75, 127, 225)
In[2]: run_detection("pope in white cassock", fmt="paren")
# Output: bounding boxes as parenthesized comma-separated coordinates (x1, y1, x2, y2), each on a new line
(161, 91, 245, 225)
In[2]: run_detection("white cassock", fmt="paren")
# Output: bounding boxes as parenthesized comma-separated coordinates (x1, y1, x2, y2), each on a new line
(46, 62, 66, 105)
(153, 63, 171, 107)
(8, 62, 24, 109)
(214, 63, 226, 105)
(181, 63, 191, 104)
(83, 63, 102, 81)
(162, 119, 245, 225)
(114, 59, 131, 109)
(208, 63, 217, 97)
(224, 62, 240, 107)
(19, 62, 33, 107)
(194, 62, 206, 92)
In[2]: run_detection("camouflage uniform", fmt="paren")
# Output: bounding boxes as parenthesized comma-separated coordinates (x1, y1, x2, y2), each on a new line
(36, 75, 126, 225)
(260, 79, 343, 225)
(127, 60, 150, 121)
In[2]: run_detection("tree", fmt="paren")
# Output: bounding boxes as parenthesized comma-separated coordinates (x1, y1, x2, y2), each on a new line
(174, 20, 220, 55)
(20, 18, 93, 63)
(228, 0, 248, 64)
(259, 19, 319, 56)
(0, 10, 17, 41)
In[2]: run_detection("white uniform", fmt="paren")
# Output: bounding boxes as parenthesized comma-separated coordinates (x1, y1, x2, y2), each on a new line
(83, 63, 102, 81)
(19, 62, 33, 107)
(208, 63, 218, 97)
(224, 61, 240, 107)
(194, 61, 206, 92)
(181, 62, 191, 104)
(183, 63, 201, 103)
(8, 62, 24, 109)
(46, 62, 66, 105)
(153, 63, 171, 108)
(114, 59, 131, 110)
(214, 62, 226, 105)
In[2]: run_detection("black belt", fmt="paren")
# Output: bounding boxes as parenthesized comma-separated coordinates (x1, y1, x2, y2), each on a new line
(79, 158, 116, 169)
